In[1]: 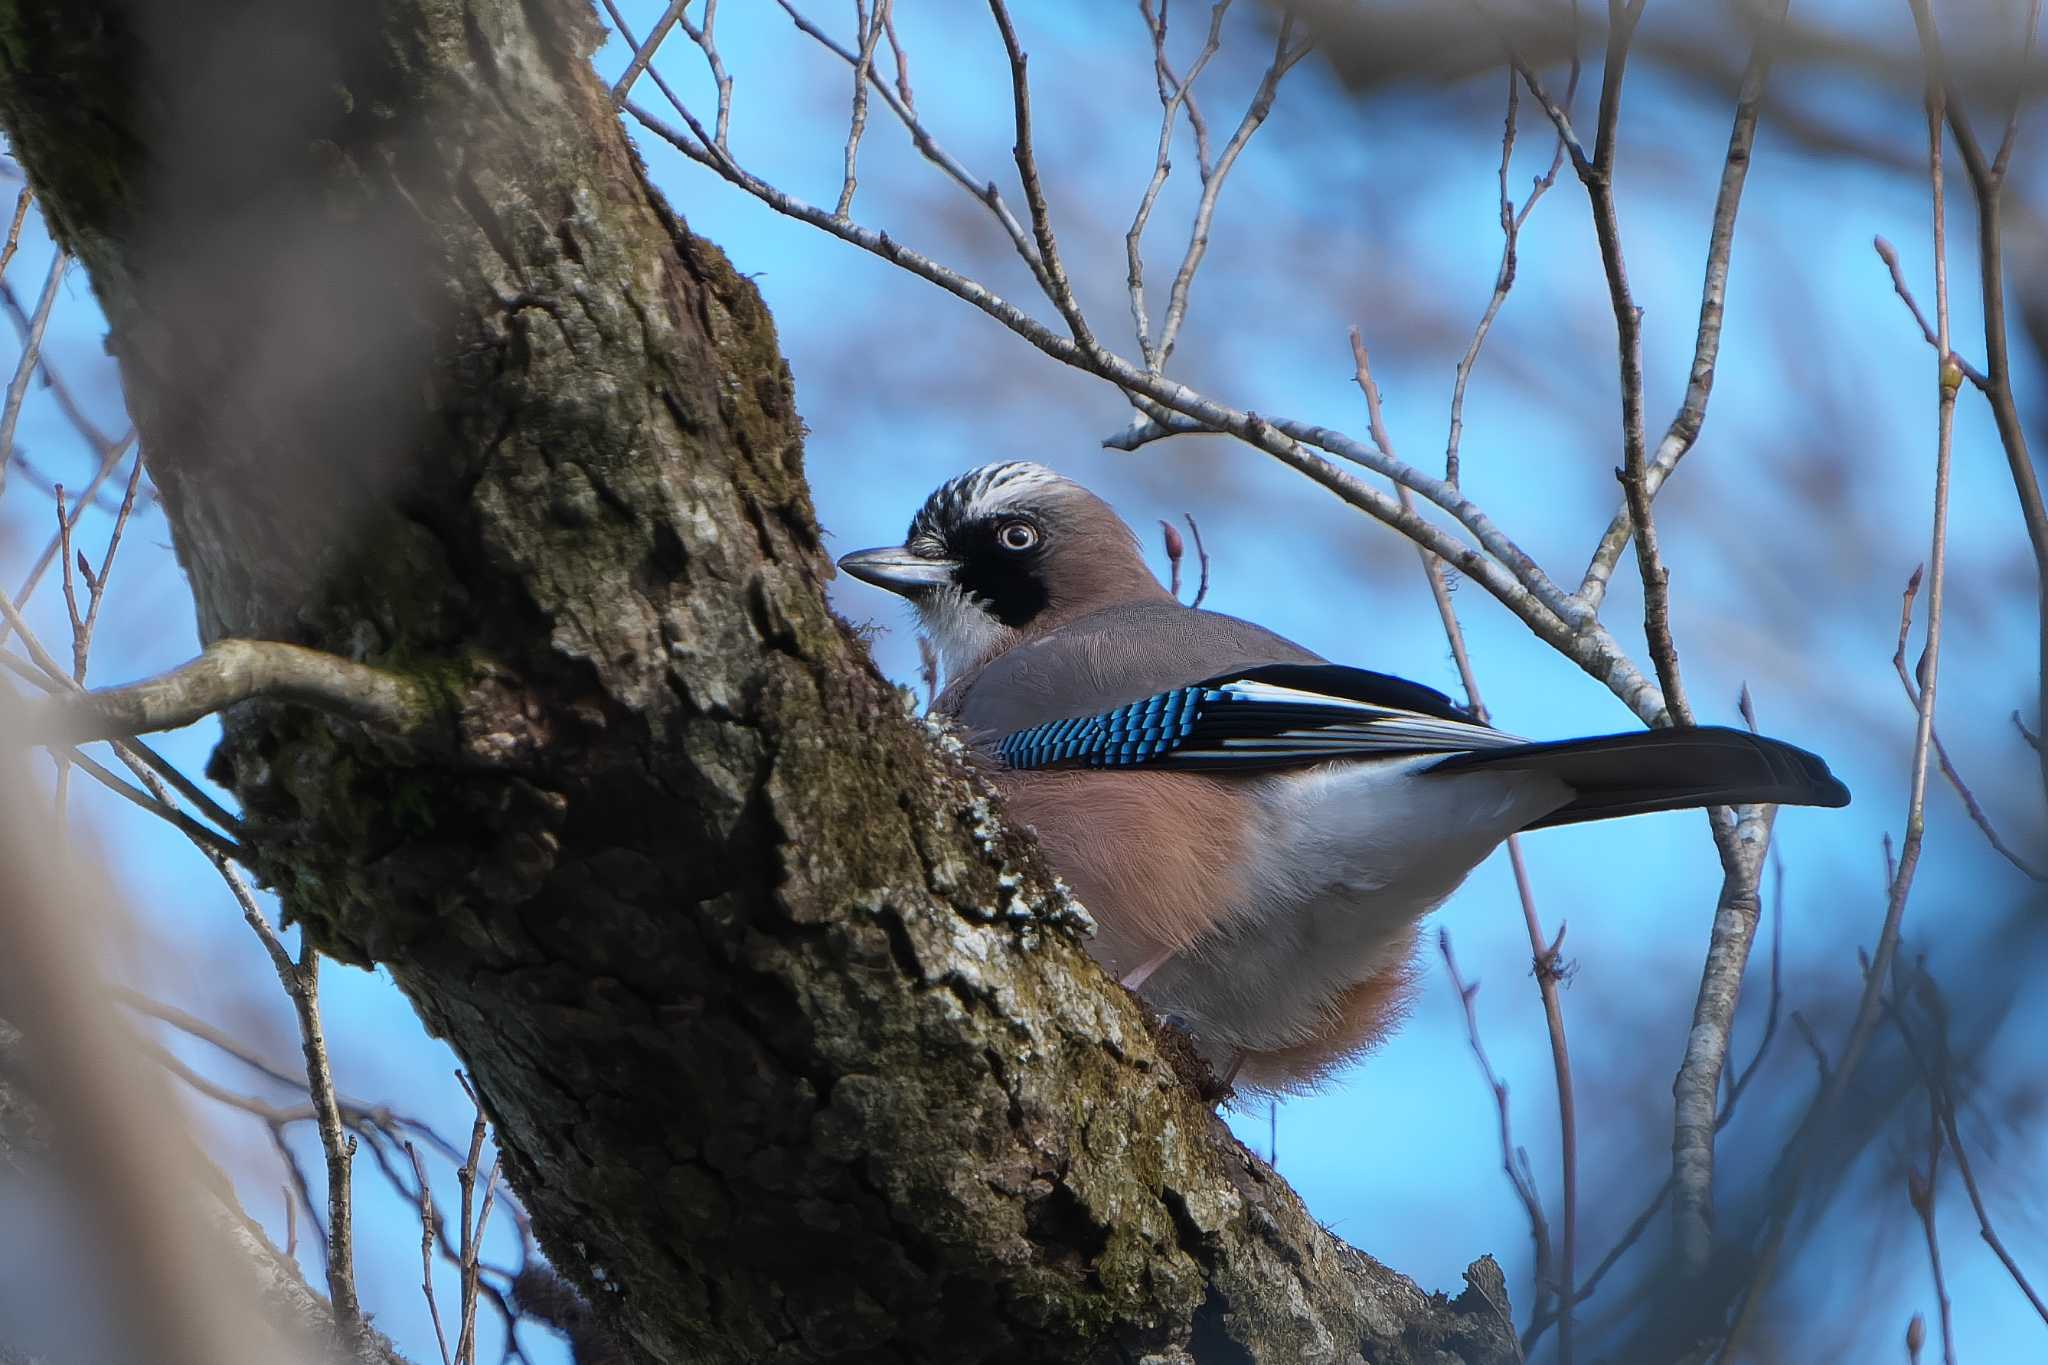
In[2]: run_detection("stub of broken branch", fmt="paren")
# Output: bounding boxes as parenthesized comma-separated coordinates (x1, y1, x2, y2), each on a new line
(28, 639, 439, 746)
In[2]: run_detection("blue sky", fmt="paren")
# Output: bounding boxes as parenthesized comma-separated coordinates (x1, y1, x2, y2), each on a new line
(2, 3, 2044, 1361)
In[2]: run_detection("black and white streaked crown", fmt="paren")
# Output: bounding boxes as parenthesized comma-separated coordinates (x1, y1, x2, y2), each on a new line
(906, 462, 1071, 552)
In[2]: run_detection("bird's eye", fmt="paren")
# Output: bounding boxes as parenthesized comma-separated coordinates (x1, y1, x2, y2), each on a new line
(996, 520, 1040, 552)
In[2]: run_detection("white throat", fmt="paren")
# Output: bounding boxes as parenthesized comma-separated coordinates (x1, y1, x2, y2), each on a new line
(915, 586, 1016, 682)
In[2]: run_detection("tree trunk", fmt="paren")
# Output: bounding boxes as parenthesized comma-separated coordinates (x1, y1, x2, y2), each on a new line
(0, 3, 1515, 1360)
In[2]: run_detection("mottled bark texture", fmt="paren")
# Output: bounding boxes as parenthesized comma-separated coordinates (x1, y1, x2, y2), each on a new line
(0, 3, 1514, 1361)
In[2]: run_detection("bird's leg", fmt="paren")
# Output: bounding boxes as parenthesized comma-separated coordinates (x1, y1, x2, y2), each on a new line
(1119, 945, 1175, 992)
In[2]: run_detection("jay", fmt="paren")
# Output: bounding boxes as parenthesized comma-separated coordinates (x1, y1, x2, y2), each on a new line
(838, 462, 1849, 1092)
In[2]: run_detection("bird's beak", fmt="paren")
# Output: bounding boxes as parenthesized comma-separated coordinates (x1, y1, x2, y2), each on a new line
(836, 545, 956, 595)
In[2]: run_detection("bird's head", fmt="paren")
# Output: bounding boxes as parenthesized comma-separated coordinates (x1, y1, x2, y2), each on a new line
(838, 461, 1167, 677)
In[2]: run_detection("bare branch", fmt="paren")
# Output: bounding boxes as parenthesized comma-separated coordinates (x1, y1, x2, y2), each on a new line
(1895, 968, 2048, 1328)
(1892, 569, 2045, 879)
(1904, 1096, 1956, 1365)
(1182, 512, 1211, 608)
(1446, 61, 1568, 487)
(0, 186, 30, 280)
(1927, 6, 2048, 801)
(775, 0, 1053, 297)
(987, 1, 1100, 355)
(623, 93, 1677, 724)
(1725, 18, 1962, 1342)
(835, 0, 888, 220)
(1441, 926, 1548, 1351)
(2, 278, 124, 456)
(1128, 0, 1231, 369)
(71, 446, 146, 682)
(1152, 14, 1309, 372)
(0, 249, 64, 499)
(610, 0, 690, 106)
(1578, 8, 1787, 613)
(410, 1141, 456, 1365)
(28, 637, 439, 745)
(1358, 333, 1569, 1359)
(1873, 235, 1988, 387)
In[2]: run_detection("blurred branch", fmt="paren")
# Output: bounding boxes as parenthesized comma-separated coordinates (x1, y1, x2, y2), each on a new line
(1904, 1083, 1955, 1365)
(1890, 961, 2048, 1328)
(0, 249, 63, 499)
(0, 709, 294, 1365)
(3, 275, 124, 457)
(1927, 0, 2048, 801)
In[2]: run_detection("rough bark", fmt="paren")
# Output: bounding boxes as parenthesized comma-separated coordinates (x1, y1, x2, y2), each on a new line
(0, 3, 1514, 1361)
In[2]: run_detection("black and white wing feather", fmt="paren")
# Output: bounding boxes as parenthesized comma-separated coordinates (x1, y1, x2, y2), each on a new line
(995, 662, 1523, 771)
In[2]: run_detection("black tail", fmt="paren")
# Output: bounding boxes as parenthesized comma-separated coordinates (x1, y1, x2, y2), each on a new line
(1428, 725, 1851, 829)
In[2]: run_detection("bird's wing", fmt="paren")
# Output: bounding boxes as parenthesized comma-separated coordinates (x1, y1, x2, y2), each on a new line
(993, 662, 1525, 772)
(945, 601, 1327, 736)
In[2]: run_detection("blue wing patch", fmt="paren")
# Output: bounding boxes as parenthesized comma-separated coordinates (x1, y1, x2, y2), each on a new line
(994, 663, 1525, 772)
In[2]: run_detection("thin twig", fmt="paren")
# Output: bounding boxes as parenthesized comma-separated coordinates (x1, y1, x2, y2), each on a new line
(623, 88, 1674, 720)
(1356, 330, 1574, 1349)
(1447, 30, 1580, 487)
(1896, 967, 2048, 1327)
(1440, 927, 1552, 1336)
(71, 447, 145, 682)
(1127, 0, 1231, 369)
(1181, 513, 1210, 609)
(1152, 14, 1309, 372)
(1930, 2, 2048, 802)
(1873, 236, 1989, 388)
(775, 0, 1053, 298)
(29, 637, 438, 745)
(1, 280, 123, 456)
(455, 1074, 498, 1365)
(7, 430, 135, 626)
(610, 0, 690, 106)
(1892, 567, 2044, 879)
(0, 249, 65, 499)
(0, 188, 31, 281)
(1905, 1094, 1956, 1365)
(835, 0, 888, 220)
(1724, 21, 1961, 1347)
(986, 0, 1100, 355)
(410, 1141, 455, 1365)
